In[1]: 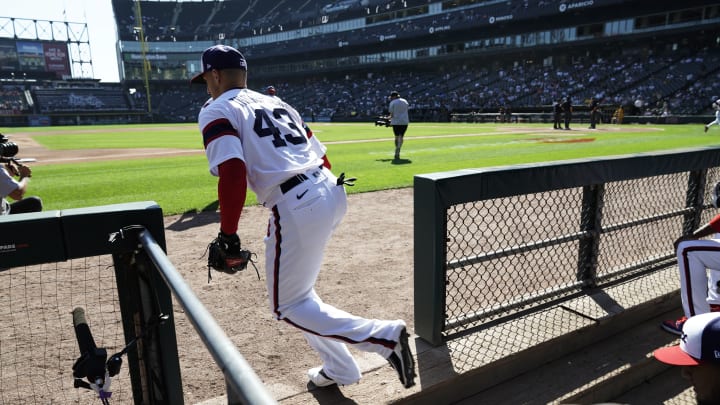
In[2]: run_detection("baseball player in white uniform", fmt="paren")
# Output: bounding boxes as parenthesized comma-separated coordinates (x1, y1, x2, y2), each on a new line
(191, 45, 416, 389)
(662, 182, 720, 335)
(705, 100, 720, 133)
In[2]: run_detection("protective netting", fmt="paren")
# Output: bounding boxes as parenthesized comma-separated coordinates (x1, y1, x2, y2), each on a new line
(0, 257, 132, 404)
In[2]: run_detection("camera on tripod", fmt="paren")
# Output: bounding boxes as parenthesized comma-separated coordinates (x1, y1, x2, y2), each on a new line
(0, 134, 19, 159)
(374, 115, 391, 127)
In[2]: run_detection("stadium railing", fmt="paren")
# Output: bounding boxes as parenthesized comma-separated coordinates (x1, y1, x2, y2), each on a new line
(0, 201, 275, 404)
(413, 146, 720, 364)
(449, 111, 715, 125)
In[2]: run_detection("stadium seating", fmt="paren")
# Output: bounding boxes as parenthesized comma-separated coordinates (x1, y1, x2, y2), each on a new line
(7, 1, 720, 124)
(16, 37, 717, 124)
(32, 84, 131, 114)
(245, 42, 717, 122)
(0, 85, 29, 115)
(129, 40, 718, 125)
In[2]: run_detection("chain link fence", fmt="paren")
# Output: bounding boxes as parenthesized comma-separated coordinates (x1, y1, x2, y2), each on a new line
(0, 202, 276, 404)
(415, 148, 720, 373)
(0, 257, 132, 404)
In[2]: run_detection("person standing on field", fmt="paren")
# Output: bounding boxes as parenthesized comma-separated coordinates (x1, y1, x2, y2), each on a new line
(552, 98, 562, 130)
(561, 96, 572, 130)
(705, 100, 720, 133)
(388, 90, 409, 161)
(588, 97, 600, 129)
(191, 44, 416, 390)
(611, 105, 624, 125)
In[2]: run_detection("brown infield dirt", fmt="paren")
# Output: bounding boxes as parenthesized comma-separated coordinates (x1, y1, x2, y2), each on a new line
(161, 188, 417, 405)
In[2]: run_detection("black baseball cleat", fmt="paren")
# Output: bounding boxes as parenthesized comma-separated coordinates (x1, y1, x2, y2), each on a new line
(387, 327, 416, 388)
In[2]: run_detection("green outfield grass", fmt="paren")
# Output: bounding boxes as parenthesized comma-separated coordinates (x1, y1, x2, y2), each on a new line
(3, 122, 719, 215)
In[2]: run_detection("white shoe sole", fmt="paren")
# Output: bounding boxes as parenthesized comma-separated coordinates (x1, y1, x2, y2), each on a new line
(308, 366, 336, 388)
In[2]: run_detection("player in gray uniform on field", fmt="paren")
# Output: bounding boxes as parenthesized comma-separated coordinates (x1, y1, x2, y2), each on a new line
(388, 91, 409, 161)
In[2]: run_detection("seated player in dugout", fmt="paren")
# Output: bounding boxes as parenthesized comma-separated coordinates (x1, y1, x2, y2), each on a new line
(662, 181, 720, 335)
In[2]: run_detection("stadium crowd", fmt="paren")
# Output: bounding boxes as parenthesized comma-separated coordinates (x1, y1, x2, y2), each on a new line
(1, 0, 718, 126)
(1, 40, 718, 125)
(0, 86, 29, 115)
(112, 0, 576, 44)
(144, 42, 718, 123)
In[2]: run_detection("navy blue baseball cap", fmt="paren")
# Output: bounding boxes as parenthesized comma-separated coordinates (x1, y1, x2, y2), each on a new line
(190, 45, 247, 84)
(654, 312, 720, 366)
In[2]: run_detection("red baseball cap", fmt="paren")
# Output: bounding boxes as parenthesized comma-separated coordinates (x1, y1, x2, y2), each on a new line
(190, 45, 247, 84)
(654, 312, 720, 366)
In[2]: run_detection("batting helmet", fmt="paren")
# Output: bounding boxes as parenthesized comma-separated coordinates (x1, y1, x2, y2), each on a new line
(713, 182, 720, 209)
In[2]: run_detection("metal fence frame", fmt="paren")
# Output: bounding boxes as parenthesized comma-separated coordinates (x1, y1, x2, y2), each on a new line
(414, 147, 720, 346)
(0, 202, 275, 404)
(134, 226, 276, 405)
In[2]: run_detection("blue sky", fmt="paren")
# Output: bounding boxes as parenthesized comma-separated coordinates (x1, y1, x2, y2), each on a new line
(3, 0, 121, 82)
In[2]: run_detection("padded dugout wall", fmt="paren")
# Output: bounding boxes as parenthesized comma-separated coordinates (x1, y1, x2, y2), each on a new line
(0, 201, 183, 404)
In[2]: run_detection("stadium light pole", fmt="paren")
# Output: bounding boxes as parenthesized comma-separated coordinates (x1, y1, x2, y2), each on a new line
(134, 1, 152, 116)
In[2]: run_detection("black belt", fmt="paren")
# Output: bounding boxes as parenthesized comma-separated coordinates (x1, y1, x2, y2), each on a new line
(280, 173, 309, 194)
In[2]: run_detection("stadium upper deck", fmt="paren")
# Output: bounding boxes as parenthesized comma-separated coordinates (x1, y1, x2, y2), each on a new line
(114, 0, 719, 83)
(113, 0, 431, 42)
(1, 0, 719, 127)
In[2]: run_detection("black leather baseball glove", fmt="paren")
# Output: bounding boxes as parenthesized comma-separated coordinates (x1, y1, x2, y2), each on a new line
(204, 232, 259, 282)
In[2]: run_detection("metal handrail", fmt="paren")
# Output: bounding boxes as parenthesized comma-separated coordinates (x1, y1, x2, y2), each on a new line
(139, 229, 276, 405)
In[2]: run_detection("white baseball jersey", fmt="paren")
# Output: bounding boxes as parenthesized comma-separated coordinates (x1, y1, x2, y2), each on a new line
(198, 87, 326, 204)
(389, 97, 409, 125)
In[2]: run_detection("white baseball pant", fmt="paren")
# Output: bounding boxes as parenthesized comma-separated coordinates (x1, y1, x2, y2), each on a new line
(676, 238, 720, 317)
(263, 167, 405, 385)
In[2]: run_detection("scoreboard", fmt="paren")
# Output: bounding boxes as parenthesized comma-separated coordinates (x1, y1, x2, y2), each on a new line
(0, 38, 71, 79)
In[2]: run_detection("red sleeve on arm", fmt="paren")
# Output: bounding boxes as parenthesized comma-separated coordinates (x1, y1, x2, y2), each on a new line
(305, 124, 331, 169)
(218, 158, 247, 235)
(321, 154, 331, 169)
(710, 214, 720, 233)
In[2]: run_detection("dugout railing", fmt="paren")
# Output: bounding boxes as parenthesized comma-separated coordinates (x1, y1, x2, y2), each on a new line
(0, 202, 275, 404)
(414, 146, 720, 349)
